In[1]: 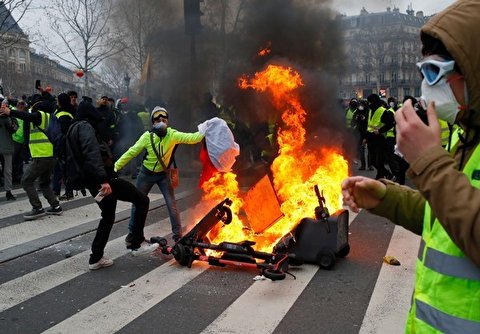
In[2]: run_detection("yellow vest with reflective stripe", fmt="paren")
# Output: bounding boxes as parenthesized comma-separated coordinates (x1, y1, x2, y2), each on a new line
(438, 119, 450, 147)
(367, 106, 385, 133)
(405, 135, 480, 333)
(386, 108, 395, 138)
(345, 108, 355, 128)
(29, 111, 53, 158)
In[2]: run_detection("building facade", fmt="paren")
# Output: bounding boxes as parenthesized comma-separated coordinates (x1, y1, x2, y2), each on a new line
(1, 3, 113, 99)
(338, 6, 429, 101)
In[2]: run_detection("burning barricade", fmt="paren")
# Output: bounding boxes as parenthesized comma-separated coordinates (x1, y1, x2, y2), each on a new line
(153, 64, 350, 280)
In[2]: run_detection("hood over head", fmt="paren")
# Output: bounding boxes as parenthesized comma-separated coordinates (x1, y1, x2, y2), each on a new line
(76, 100, 103, 126)
(57, 93, 74, 113)
(421, 0, 480, 126)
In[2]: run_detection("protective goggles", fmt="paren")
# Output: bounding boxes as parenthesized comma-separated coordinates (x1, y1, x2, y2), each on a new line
(152, 115, 167, 122)
(416, 58, 455, 86)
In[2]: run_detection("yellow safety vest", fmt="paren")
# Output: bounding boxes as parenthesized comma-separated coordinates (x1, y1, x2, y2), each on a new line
(367, 106, 386, 133)
(29, 110, 53, 158)
(345, 108, 355, 128)
(405, 133, 480, 333)
(386, 108, 396, 138)
(438, 119, 450, 147)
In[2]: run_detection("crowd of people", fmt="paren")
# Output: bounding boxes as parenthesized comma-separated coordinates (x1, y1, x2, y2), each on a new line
(0, 89, 204, 269)
(0, 0, 478, 331)
(345, 93, 453, 185)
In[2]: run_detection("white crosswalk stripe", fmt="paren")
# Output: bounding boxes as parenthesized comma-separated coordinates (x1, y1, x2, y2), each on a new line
(0, 187, 419, 334)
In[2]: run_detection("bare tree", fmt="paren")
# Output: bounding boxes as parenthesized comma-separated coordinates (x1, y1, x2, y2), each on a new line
(40, 0, 125, 95)
(99, 57, 128, 98)
(0, 0, 32, 47)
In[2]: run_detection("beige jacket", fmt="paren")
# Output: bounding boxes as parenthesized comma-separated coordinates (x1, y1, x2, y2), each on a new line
(371, 0, 480, 267)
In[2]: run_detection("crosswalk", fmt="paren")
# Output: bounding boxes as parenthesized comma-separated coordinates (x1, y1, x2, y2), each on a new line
(0, 181, 420, 334)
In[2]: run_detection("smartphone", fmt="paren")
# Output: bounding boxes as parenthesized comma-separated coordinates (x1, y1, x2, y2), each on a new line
(94, 191, 105, 202)
(35, 80, 41, 90)
(415, 98, 429, 125)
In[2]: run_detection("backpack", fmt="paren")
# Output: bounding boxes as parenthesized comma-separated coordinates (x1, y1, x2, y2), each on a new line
(65, 122, 85, 190)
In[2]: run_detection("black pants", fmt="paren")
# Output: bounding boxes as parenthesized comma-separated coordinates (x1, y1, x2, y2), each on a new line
(12, 142, 25, 183)
(367, 133, 388, 179)
(88, 178, 150, 264)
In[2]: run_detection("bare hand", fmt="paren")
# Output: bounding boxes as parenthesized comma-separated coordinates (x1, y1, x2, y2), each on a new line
(395, 100, 441, 163)
(99, 182, 112, 197)
(341, 176, 387, 213)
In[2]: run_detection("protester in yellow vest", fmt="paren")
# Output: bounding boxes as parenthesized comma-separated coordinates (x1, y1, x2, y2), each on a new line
(11, 100, 27, 186)
(366, 94, 393, 179)
(0, 94, 63, 220)
(345, 98, 357, 129)
(342, 1, 480, 332)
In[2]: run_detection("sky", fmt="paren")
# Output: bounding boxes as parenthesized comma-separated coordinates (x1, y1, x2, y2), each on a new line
(11, 0, 458, 67)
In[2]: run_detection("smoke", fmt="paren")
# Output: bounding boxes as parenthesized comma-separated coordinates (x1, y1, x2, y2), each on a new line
(220, 0, 350, 151)
(141, 0, 355, 164)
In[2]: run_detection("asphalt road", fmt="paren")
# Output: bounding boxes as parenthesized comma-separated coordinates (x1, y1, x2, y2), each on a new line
(0, 168, 419, 334)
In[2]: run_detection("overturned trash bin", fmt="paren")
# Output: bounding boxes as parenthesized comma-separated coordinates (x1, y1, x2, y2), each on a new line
(274, 185, 350, 270)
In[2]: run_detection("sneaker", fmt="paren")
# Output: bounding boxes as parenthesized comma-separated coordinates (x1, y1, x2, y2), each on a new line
(89, 257, 114, 270)
(24, 208, 46, 220)
(125, 233, 133, 248)
(6, 191, 16, 201)
(59, 193, 74, 201)
(131, 242, 159, 257)
(46, 206, 63, 215)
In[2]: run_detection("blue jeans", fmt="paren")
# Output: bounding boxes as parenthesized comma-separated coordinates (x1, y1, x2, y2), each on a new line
(129, 167, 182, 240)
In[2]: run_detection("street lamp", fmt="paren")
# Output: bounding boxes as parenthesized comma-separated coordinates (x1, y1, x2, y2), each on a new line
(124, 72, 131, 97)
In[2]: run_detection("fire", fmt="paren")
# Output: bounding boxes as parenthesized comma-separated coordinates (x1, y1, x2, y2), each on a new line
(257, 42, 272, 57)
(200, 64, 349, 253)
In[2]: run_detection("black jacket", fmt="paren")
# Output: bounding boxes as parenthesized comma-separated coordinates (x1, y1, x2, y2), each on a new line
(66, 120, 116, 188)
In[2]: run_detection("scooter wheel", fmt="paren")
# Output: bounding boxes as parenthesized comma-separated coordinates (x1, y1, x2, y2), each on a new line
(336, 244, 350, 258)
(150, 236, 168, 247)
(317, 249, 335, 270)
(262, 268, 286, 281)
(173, 244, 190, 266)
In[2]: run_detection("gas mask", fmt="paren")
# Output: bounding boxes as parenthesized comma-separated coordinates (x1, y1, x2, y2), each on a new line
(152, 121, 167, 137)
(421, 78, 461, 124)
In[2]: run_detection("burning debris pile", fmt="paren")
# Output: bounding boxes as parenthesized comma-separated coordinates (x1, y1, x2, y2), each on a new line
(195, 64, 349, 253)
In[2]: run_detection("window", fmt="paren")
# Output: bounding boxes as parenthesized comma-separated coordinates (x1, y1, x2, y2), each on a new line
(9, 49, 15, 60)
(392, 71, 397, 82)
(404, 87, 410, 96)
(18, 50, 26, 61)
(19, 63, 27, 72)
(380, 72, 385, 84)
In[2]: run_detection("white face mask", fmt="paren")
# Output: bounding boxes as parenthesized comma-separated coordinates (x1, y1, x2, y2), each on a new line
(389, 102, 395, 108)
(358, 106, 364, 111)
(421, 78, 460, 124)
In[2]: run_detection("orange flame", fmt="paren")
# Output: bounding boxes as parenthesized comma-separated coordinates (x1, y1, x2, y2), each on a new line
(258, 42, 272, 57)
(200, 64, 348, 253)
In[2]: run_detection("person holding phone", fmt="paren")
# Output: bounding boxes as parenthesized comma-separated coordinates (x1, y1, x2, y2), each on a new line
(0, 94, 62, 218)
(342, 1, 480, 331)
